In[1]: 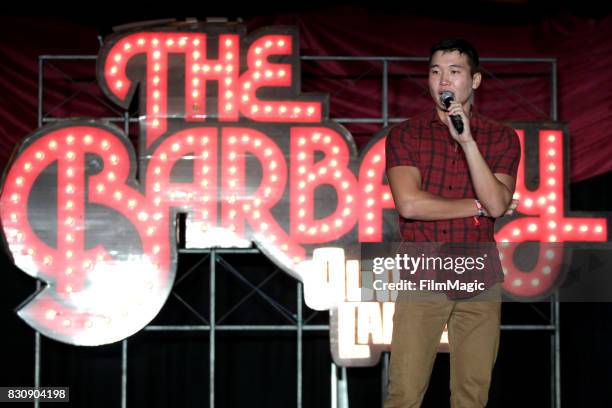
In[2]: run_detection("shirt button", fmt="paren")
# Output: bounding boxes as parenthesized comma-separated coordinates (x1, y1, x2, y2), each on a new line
(448, 185, 452, 190)
(442, 229, 447, 234)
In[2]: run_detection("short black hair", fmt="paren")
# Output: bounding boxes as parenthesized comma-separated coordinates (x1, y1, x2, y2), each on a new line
(429, 38, 480, 75)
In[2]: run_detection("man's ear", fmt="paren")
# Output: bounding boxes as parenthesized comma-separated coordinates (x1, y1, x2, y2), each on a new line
(472, 72, 482, 90)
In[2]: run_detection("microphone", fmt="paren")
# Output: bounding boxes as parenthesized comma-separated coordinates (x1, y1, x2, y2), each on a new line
(439, 91, 464, 134)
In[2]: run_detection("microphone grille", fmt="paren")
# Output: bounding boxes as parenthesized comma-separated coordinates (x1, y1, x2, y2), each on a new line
(439, 91, 454, 108)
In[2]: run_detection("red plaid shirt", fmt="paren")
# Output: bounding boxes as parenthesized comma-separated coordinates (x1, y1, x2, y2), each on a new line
(385, 107, 521, 296)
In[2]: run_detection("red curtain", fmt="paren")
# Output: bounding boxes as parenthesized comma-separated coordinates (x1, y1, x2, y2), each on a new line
(1, 12, 611, 181)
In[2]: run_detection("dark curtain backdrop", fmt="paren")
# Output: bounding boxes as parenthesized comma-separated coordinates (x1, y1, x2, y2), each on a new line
(1, 10, 612, 408)
(1, 11, 612, 180)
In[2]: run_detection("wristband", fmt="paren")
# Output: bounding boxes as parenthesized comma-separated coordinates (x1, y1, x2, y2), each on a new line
(473, 199, 484, 226)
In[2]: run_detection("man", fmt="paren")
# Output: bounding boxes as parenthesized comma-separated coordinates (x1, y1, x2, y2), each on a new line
(384, 38, 521, 407)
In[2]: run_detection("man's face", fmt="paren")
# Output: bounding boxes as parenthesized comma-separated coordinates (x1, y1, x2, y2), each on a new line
(428, 50, 481, 110)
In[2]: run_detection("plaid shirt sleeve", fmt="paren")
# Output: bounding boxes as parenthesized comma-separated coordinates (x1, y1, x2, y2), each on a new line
(385, 122, 419, 171)
(490, 126, 521, 177)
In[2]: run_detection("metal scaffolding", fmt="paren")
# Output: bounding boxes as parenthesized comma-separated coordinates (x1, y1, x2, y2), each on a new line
(32, 53, 560, 408)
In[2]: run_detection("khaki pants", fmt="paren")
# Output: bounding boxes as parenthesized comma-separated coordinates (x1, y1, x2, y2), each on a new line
(384, 284, 501, 408)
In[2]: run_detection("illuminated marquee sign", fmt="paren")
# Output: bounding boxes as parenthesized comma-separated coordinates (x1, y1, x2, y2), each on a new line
(0, 23, 608, 365)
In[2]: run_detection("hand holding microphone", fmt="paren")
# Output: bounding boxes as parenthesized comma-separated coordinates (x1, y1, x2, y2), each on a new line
(439, 91, 464, 134)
